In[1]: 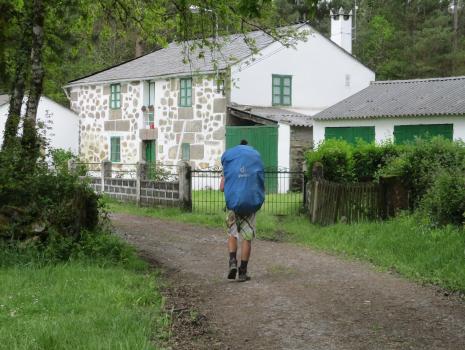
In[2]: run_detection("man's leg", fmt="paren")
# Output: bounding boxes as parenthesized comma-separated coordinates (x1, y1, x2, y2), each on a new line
(226, 211, 238, 279)
(228, 235, 238, 256)
(238, 239, 251, 281)
(237, 213, 255, 282)
(240, 239, 251, 261)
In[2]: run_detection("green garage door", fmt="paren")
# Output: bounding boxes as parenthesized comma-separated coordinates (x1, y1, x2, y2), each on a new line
(394, 124, 453, 144)
(226, 125, 278, 192)
(325, 126, 375, 144)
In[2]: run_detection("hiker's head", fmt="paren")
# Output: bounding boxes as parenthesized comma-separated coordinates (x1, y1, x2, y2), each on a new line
(240, 139, 248, 145)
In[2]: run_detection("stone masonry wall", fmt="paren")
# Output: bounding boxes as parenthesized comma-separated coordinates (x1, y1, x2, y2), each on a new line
(70, 82, 142, 163)
(154, 75, 226, 169)
(69, 74, 226, 168)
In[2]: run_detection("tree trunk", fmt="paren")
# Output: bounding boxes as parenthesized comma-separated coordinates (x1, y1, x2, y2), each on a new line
(20, 0, 45, 168)
(1, 7, 32, 152)
(135, 34, 144, 58)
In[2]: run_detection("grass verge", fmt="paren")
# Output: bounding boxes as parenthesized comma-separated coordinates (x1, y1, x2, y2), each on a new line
(107, 199, 465, 293)
(0, 235, 169, 350)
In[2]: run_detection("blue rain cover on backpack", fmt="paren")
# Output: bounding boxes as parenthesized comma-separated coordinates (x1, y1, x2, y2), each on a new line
(221, 145, 265, 214)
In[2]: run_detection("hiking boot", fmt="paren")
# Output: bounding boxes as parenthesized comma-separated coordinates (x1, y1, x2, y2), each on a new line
(238, 270, 250, 282)
(228, 259, 237, 280)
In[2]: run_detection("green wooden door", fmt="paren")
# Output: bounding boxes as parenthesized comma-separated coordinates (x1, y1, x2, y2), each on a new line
(325, 126, 375, 144)
(144, 140, 156, 179)
(226, 125, 278, 193)
(394, 124, 453, 144)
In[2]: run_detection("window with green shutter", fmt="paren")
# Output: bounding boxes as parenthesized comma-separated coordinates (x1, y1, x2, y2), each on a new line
(181, 143, 190, 161)
(325, 126, 375, 144)
(179, 78, 192, 107)
(394, 124, 453, 144)
(110, 137, 121, 162)
(110, 83, 121, 109)
(272, 75, 292, 106)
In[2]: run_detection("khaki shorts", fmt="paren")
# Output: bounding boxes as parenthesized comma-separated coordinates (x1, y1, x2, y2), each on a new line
(226, 211, 256, 241)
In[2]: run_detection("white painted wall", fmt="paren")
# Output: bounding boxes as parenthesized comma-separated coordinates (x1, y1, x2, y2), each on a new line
(0, 97, 79, 153)
(277, 123, 291, 192)
(313, 116, 465, 146)
(277, 123, 291, 170)
(230, 25, 375, 116)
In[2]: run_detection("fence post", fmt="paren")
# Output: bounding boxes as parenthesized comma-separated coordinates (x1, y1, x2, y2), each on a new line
(101, 160, 112, 193)
(380, 176, 409, 219)
(68, 159, 76, 175)
(311, 181, 319, 223)
(136, 161, 147, 206)
(178, 161, 192, 211)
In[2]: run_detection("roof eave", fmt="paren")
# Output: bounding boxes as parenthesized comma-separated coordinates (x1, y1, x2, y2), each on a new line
(314, 112, 465, 121)
(64, 69, 227, 88)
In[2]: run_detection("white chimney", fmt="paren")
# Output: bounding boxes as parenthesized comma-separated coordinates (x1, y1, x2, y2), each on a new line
(330, 8, 353, 54)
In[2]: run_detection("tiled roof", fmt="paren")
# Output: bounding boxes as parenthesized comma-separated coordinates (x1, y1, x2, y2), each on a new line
(229, 104, 313, 127)
(313, 76, 465, 120)
(0, 94, 9, 106)
(66, 30, 280, 86)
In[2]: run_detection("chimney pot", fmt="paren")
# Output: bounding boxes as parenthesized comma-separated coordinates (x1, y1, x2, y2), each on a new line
(330, 8, 353, 54)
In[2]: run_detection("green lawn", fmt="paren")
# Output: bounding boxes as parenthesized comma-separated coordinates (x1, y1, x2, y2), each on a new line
(192, 190, 303, 215)
(280, 215, 465, 292)
(0, 237, 168, 350)
(108, 199, 465, 293)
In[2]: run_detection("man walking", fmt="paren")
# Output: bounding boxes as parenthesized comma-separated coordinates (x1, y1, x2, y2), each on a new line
(220, 140, 265, 282)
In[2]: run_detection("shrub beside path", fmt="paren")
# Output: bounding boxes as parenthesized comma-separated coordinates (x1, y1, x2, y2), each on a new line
(112, 212, 465, 350)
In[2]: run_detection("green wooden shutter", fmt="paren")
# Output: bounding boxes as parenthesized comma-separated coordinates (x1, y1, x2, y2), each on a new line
(272, 75, 292, 106)
(272, 76, 281, 105)
(282, 76, 292, 106)
(181, 143, 190, 161)
(325, 126, 375, 144)
(110, 83, 121, 109)
(180, 78, 192, 107)
(394, 124, 453, 144)
(110, 137, 120, 162)
(148, 82, 155, 105)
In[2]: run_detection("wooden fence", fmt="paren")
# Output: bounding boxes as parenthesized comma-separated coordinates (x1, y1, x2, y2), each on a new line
(307, 180, 385, 225)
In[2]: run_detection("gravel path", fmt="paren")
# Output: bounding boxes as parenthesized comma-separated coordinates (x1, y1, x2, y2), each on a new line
(112, 213, 465, 350)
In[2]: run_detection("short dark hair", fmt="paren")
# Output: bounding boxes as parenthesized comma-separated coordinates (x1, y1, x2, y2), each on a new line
(240, 139, 248, 145)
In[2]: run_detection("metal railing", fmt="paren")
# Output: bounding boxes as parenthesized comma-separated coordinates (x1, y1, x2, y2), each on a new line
(191, 168, 306, 215)
(112, 163, 138, 179)
(143, 111, 155, 128)
(75, 162, 101, 177)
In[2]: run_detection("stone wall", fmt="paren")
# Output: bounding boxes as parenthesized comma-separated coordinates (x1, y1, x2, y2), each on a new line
(76, 161, 186, 208)
(154, 76, 226, 169)
(70, 82, 141, 163)
(140, 181, 180, 206)
(290, 126, 313, 172)
(69, 74, 227, 169)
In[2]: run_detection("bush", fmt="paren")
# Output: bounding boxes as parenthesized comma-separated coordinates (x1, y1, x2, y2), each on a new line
(306, 137, 465, 226)
(306, 139, 400, 182)
(0, 230, 144, 269)
(0, 147, 101, 241)
(352, 141, 400, 181)
(50, 148, 87, 176)
(420, 171, 465, 227)
(306, 139, 354, 182)
(378, 137, 465, 207)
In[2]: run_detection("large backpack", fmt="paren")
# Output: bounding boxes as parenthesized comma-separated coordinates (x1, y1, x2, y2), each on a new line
(221, 145, 265, 214)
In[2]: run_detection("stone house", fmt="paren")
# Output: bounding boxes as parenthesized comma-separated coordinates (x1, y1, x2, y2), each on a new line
(64, 14, 374, 171)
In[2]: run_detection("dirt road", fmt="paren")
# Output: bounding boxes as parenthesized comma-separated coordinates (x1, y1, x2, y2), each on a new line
(112, 213, 465, 350)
